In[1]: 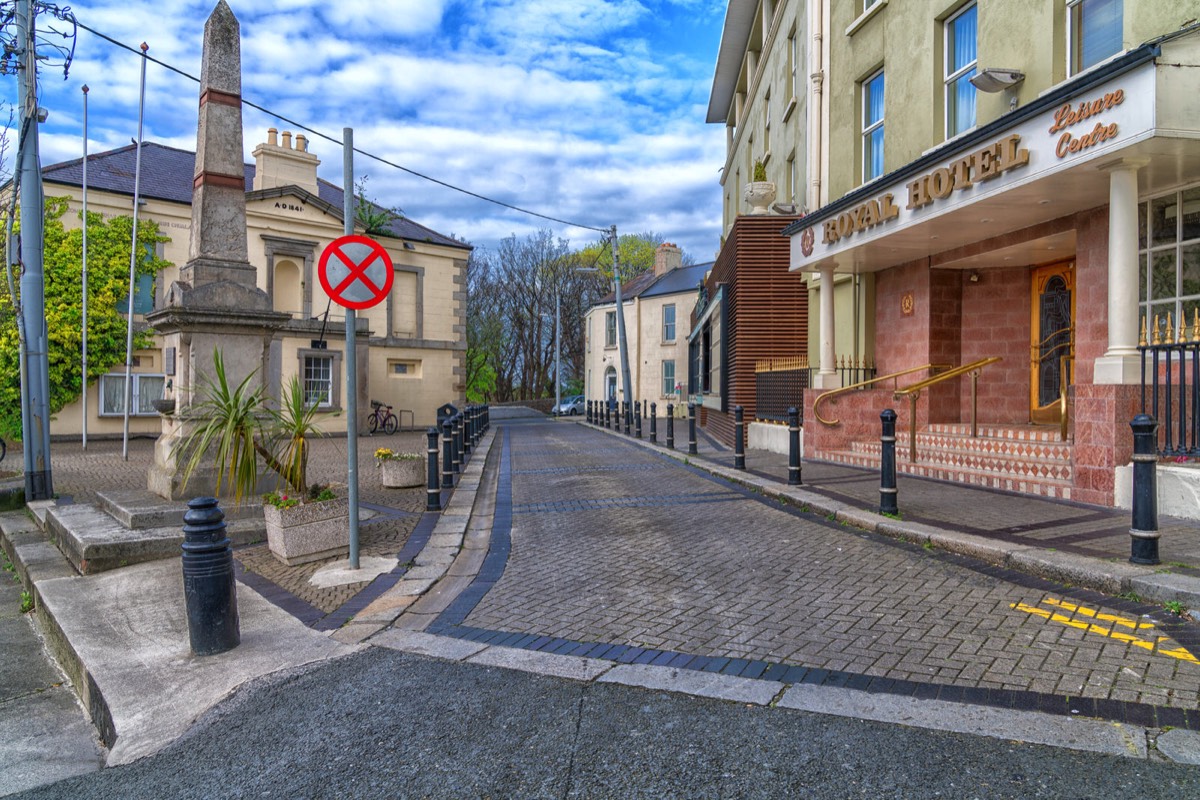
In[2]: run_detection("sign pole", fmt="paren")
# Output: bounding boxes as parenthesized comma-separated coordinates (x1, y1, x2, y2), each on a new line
(343, 127, 360, 570)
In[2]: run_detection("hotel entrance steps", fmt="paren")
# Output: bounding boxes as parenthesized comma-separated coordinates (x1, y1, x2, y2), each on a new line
(818, 423, 1075, 500)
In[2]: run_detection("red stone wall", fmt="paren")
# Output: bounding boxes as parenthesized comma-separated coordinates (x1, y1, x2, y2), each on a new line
(1072, 206, 1110, 385)
(875, 260, 932, 375)
(1072, 383, 1140, 506)
(804, 384, 924, 457)
(960, 267, 1030, 424)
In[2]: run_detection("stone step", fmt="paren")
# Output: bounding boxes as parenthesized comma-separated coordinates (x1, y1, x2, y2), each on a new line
(925, 422, 1068, 443)
(45, 503, 265, 575)
(96, 490, 263, 530)
(849, 441, 1073, 481)
(820, 449, 1075, 499)
(869, 430, 1074, 462)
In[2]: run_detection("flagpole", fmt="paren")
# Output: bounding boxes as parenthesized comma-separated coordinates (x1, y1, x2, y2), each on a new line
(122, 43, 148, 460)
(81, 84, 89, 450)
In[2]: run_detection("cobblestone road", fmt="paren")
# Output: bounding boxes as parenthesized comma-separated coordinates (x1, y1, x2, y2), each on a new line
(462, 422, 1200, 716)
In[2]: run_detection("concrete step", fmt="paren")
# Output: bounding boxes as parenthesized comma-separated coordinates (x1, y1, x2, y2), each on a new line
(96, 490, 263, 530)
(45, 503, 265, 575)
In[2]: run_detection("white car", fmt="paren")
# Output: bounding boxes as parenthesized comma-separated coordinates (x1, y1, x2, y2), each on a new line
(553, 395, 585, 415)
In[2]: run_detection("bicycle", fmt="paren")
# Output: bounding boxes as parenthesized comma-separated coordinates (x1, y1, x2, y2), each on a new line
(368, 401, 398, 435)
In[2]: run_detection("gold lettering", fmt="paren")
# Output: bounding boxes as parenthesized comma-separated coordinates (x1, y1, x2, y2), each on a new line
(929, 167, 954, 200)
(952, 156, 974, 190)
(998, 134, 1029, 172)
(907, 176, 932, 210)
(860, 200, 879, 228)
(836, 213, 854, 240)
(975, 143, 1001, 181)
(879, 193, 900, 220)
(823, 219, 839, 244)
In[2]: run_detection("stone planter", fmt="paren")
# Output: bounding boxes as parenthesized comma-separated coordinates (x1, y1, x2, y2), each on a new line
(743, 181, 776, 214)
(151, 398, 176, 415)
(264, 497, 349, 566)
(379, 457, 424, 488)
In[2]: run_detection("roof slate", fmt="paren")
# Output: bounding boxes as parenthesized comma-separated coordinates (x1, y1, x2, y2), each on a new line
(40, 142, 470, 250)
(594, 261, 714, 305)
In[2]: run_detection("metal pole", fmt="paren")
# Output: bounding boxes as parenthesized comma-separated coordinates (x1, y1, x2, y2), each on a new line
(788, 407, 801, 485)
(609, 226, 633, 417)
(688, 403, 697, 455)
(1130, 414, 1160, 564)
(880, 409, 899, 515)
(81, 85, 89, 449)
(634, 401, 641, 439)
(734, 405, 745, 470)
(555, 288, 561, 417)
(649, 402, 657, 443)
(426, 427, 441, 512)
(122, 42, 149, 460)
(17, 0, 53, 499)
(441, 417, 454, 489)
(666, 403, 675, 449)
(343, 128, 360, 570)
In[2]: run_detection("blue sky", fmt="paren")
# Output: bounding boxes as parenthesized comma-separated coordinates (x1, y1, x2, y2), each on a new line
(16, 0, 728, 261)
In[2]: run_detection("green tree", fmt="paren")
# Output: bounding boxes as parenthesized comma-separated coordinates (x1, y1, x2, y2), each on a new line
(353, 176, 404, 236)
(0, 197, 169, 440)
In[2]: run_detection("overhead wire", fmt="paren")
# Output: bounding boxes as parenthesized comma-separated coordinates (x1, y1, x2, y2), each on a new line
(68, 16, 610, 234)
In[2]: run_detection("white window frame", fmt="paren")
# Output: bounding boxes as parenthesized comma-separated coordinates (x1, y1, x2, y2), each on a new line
(763, 89, 771, 156)
(862, 69, 885, 183)
(605, 310, 617, 348)
(1067, 0, 1123, 77)
(1138, 184, 1200, 336)
(662, 360, 676, 397)
(790, 29, 801, 100)
(99, 373, 166, 417)
(303, 354, 334, 408)
(944, 2, 977, 140)
(663, 304, 676, 343)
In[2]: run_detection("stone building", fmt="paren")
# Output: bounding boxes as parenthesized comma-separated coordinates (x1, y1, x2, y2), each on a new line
(39, 128, 470, 438)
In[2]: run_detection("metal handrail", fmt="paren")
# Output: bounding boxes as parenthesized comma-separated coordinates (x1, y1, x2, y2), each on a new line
(813, 363, 951, 425)
(893, 356, 1003, 461)
(1030, 325, 1073, 357)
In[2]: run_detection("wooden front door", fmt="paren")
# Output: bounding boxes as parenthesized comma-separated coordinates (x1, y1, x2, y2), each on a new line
(1030, 261, 1075, 424)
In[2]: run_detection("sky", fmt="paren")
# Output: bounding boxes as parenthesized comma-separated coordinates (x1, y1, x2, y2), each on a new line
(11, 0, 729, 262)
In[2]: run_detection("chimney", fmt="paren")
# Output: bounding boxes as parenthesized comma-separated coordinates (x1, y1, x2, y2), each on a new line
(251, 128, 321, 194)
(654, 242, 682, 277)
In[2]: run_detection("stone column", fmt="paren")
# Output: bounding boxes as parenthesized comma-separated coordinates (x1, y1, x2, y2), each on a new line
(813, 264, 840, 389)
(1094, 158, 1149, 385)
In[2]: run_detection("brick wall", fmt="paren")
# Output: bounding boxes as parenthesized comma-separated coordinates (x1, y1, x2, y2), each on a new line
(960, 267, 1029, 424)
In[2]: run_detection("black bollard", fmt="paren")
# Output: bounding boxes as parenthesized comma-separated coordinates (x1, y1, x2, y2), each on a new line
(624, 401, 631, 435)
(734, 405, 745, 470)
(451, 413, 463, 473)
(181, 497, 240, 656)
(667, 403, 675, 449)
(442, 418, 455, 489)
(635, 402, 642, 439)
(879, 409, 899, 515)
(650, 402, 657, 443)
(1130, 414, 1160, 565)
(788, 407, 802, 486)
(463, 406, 473, 456)
(587, 400, 593, 425)
(426, 427, 442, 511)
(688, 403, 698, 455)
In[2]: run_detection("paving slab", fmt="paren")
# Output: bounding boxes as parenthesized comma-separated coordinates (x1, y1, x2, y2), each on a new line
(1156, 728, 1200, 764)
(373, 629, 488, 661)
(467, 646, 616, 681)
(598, 664, 782, 706)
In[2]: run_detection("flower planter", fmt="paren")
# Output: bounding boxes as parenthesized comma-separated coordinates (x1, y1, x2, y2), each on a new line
(743, 181, 776, 215)
(379, 457, 424, 488)
(264, 497, 350, 566)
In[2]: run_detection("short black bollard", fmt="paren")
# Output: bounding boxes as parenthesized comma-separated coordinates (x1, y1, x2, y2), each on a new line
(879, 409, 899, 515)
(426, 427, 442, 511)
(442, 418, 455, 488)
(452, 413, 463, 473)
(463, 406, 473, 456)
(734, 405, 746, 470)
(666, 403, 675, 449)
(586, 401, 593, 425)
(650, 402, 657, 443)
(635, 402, 642, 439)
(181, 497, 240, 656)
(624, 401, 631, 435)
(688, 403, 698, 455)
(788, 407, 802, 486)
(1130, 414, 1160, 565)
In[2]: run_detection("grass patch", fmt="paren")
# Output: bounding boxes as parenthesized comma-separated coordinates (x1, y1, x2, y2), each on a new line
(19, 590, 33, 614)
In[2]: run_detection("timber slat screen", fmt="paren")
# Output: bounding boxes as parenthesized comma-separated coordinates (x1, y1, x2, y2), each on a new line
(1140, 313, 1200, 457)
(755, 357, 809, 423)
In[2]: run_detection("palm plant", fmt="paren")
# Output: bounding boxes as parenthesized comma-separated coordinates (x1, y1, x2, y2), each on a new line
(178, 349, 326, 504)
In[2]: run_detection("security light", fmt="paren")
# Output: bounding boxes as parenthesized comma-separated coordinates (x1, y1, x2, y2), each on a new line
(970, 68, 1025, 93)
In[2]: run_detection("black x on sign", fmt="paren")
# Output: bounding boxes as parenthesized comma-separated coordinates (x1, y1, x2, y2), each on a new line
(318, 235, 395, 310)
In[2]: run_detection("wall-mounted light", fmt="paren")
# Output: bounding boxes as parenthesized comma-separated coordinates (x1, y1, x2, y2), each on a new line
(970, 68, 1025, 93)
(968, 270, 980, 283)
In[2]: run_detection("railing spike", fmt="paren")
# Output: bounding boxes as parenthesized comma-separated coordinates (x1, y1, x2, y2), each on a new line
(1166, 312, 1176, 344)
(1181, 314, 1188, 345)
(1194, 309, 1200, 343)
(1152, 314, 1162, 346)
(1139, 315, 1148, 347)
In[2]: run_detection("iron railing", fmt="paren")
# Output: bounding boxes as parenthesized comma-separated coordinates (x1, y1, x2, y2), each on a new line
(754, 356, 876, 424)
(1139, 313, 1200, 457)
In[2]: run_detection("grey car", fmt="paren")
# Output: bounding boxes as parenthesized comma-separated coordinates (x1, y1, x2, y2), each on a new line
(553, 395, 585, 415)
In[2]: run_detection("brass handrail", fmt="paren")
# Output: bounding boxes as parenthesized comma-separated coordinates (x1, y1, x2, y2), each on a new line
(1059, 352, 1074, 442)
(1030, 325, 1073, 357)
(892, 356, 1003, 461)
(1032, 326, 1074, 441)
(813, 363, 952, 425)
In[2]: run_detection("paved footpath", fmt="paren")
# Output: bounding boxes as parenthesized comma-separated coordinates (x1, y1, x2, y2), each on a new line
(422, 419, 1200, 731)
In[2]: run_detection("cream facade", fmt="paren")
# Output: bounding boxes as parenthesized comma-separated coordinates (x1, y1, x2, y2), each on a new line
(43, 129, 469, 438)
(584, 245, 710, 413)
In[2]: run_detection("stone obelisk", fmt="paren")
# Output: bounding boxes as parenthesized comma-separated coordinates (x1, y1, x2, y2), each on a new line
(146, 0, 289, 499)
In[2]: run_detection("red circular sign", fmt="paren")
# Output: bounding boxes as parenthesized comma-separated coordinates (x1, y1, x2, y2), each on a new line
(318, 235, 395, 310)
(800, 227, 815, 257)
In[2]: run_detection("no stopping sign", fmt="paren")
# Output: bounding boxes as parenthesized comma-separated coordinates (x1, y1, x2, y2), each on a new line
(318, 235, 395, 310)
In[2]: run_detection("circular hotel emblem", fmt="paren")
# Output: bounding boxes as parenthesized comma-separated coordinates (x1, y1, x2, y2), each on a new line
(901, 292, 915, 316)
(801, 227, 815, 257)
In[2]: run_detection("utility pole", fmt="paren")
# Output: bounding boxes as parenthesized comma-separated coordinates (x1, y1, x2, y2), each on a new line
(609, 225, 633, 411)
(16, 0, 53, 500)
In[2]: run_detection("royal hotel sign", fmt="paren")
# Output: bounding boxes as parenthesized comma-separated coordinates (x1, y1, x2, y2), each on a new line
(793, 62, 1156, 269)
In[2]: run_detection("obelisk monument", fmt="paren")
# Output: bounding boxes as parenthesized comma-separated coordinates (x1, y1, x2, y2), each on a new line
(146, 0, 288, 499)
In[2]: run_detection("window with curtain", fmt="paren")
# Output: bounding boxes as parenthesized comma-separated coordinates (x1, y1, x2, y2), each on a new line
(862, 70, 885, 183)
(605, 311, 616, 347)
(945, 3, 977, 139)
(1069, 0, 1122, 75)
(303, 355, 333, 407)
(662, 360, 676, 397)
(663, 304, 676, 342)
(99, 373, 166, 416)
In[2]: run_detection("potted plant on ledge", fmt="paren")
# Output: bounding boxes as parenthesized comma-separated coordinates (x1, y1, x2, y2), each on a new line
(743, 158, 776, 215)
(178, 349, 347, 566)
(374, 447, 424, 488)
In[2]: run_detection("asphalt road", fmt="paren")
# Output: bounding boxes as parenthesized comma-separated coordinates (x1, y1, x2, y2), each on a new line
(11, 647, 1200, 800)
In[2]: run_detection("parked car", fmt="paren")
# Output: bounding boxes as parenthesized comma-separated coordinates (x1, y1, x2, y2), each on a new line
(553, 394, 585, 416)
